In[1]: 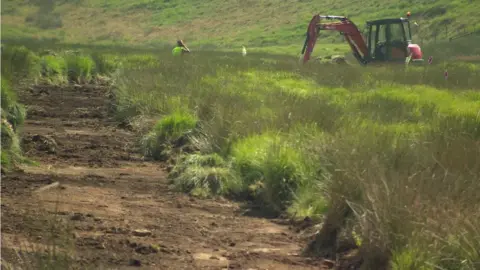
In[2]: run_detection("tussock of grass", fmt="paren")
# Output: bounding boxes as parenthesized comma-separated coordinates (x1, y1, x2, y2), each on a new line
(307, 120, 480, 268)
(1, 45, 41, 83)
(169, 153, 242, 197)
(41, 55, 68, 84)
(90, 52, 122, 75)
(1, 76, 26, 170)
(172, 164, 241, 198)
(170, 152, 227, 174)
(140, 111, 198, 160)
(230, 132, 312, 212)
(64, 54, 96, 83)
(286, 183, 328, 221)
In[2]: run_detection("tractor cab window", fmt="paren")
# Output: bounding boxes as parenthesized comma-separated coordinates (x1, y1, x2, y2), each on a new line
(373, 24, 388, 60)
(378, 24, 387, 43)
(368, 24, 376, 57)
(389, 22, 408, 60)
(402, 21, 412, 41)
(390, 23, 406, 43)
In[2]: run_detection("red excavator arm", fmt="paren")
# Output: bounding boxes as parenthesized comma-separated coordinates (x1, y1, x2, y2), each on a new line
(301, 15, 369, 65)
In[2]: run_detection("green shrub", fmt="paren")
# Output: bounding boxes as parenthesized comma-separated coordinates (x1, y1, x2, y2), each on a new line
(1, 45, 41, 82)
(433, 112, 480, 139)
(390, 246, 433, 270)
(64, 54, 96, 83)
(91, 52, 122, 75)
(169, 152, 227, 178)
(230, 132, 310, 212)
(1, 77, 17, 111)
(169, 153, 242, 197)
(40, 55, 68, 84)
(1, 112, 22, 170)
(286, 182, 328, 220)
(140, 111, 198, 160)
(1, 76, 27, 170)
(1, 77, 26, 131)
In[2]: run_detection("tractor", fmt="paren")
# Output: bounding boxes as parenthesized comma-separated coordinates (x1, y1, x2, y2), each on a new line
(301, 12, 424, 65)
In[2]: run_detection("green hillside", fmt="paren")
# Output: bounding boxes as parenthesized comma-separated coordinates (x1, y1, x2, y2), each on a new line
(2, 0, 479, 55)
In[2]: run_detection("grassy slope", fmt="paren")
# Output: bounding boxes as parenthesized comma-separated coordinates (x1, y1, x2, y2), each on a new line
(2, 0, 480, 57)
(111, 51, 480, 268)
(2, 15, 480, 268)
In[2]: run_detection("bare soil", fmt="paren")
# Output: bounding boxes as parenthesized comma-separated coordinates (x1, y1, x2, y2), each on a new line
(1, 84, 335, 269)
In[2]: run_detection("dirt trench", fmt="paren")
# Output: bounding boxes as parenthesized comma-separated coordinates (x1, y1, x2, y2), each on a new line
(1, 84, 331, 269)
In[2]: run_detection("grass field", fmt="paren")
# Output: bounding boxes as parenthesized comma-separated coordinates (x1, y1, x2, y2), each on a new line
(2, 41, 479, 268)
(116, 50, 480, 270)
(1, 0, 480, 268)
(2, 0, 480, 58)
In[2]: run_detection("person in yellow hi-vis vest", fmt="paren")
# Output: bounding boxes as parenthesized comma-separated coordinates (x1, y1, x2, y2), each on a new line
(172, 40, 190, 56)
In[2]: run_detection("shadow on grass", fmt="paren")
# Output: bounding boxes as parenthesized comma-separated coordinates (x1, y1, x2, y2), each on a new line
(234, 201, 281, 219)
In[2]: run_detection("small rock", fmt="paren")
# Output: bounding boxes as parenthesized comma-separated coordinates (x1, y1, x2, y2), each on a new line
(135, 244, 158, 255)
(71, 213, 85, 221)
(160, 247, 172, 254)
(132, 229, 152, 237)
(31, 134, 58, 154)
(129, 259, 141, 267)
(27, 106, 49, 117)
(322, 259, 336, 268)
(229, 242, 236, 247)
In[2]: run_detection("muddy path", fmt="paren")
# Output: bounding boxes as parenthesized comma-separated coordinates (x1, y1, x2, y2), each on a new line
(1, 84, 329, 269)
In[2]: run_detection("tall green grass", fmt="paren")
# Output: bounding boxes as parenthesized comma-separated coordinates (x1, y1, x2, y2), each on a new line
(1, 45, 41, 84)
(1, 76, 26, 170)
(111, 50, 480, 269)
(2, 43, 479, 269)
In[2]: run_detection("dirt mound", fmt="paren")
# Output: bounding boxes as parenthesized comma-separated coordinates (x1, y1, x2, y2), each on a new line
(1, 83, 338, 269)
